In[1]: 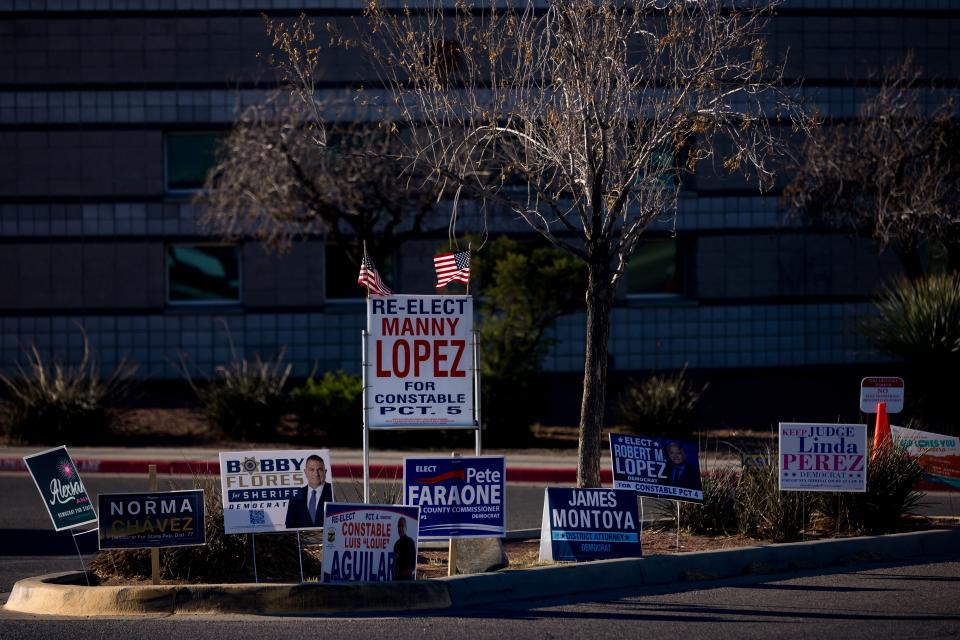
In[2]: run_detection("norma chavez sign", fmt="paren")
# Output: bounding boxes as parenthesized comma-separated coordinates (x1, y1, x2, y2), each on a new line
(98, 490, 205, 550)
(322, 503, 420, 583)
(860, 377, 905, 414)
(219, 450, 333, 534)
(538, 488, 641, 562)
(23, 446, 97, 531)
(609, 434, 703, 503)
(404, 456, 505, 539)
(366, 295, 474, 428)
(779, 423, 867, 492)
(891, 425, 960, 491)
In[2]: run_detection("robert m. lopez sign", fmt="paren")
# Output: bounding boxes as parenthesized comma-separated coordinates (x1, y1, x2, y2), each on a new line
(609, 434, 703, 502)
(219, 449, 333, 533)
(98, 490, 205, 549)
(779, 423, 867, 492)
(538, 488, 641, 562)
(366, 295, 474, 427)
(322, 504, 420, 583)
(23, 446, 97, 531)
(404, 456, 505, 539)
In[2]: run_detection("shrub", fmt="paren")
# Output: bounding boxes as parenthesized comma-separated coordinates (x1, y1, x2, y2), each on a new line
(290, 371, 362, 447)
(0, 333, 136, 445)
(813, 441, 924, 535)
(680, 471, 738, 535)
(861, 273, 960, 433)
(184, 349, 291, 442)
(734, 450, 809, 542)
(91, 477, 315, 583)
(615, 367, 706, 438)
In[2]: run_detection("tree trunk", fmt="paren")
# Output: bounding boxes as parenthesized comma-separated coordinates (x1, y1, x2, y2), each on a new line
(577, 262, 614, 488)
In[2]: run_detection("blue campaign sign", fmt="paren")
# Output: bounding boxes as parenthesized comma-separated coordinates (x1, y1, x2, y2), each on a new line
(98, 490, 206, 550)
(404, 456, 505, 539)
(538, 488, 641, 562)
(609, 434, 704, 503)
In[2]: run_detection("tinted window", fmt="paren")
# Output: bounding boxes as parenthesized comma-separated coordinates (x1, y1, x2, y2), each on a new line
(626, 239, 681, 295)
(167, 245, 240, 304)
(166, 133, 222, 191)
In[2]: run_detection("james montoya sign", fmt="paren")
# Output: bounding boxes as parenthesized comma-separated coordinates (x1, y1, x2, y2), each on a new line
(366, 295, 474, 428)
(404, 456, 505, 539)
(779, 423, 867, 492)
(538, 488, 641, 562)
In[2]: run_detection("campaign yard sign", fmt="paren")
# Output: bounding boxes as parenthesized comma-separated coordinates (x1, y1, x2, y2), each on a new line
(404, 456, 505, 539)
(891, 425, 960, 492)
(860, 377, 905, 414)
(23, 446, 97, 531)
(609, 434, 703, 503)
(98, 490, 205, 550)
(366, 295, 474, 428)
(218, 449, 333, 534)
(538, 488, 641, 562)
(779, 423, 867, 492)
(322, 503, 420, 583)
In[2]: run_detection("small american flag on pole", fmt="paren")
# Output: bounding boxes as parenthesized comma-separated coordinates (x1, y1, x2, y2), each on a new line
(434, 250, 471, 288)
(357, 252, 392, 296)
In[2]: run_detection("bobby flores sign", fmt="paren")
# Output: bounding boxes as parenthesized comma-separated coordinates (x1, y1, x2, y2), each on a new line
(539, 488, 641, 562)
(779, 423, 867, 492)
(404, 456, 505, 538)
(366, 295, 474, 427)
(98, 490, 205, 549)
(23, 446, 97, 531)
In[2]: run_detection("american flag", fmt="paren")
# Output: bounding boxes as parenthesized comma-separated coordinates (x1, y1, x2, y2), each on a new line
(434, 250, 471, 288)
(357, 253, 392, 296)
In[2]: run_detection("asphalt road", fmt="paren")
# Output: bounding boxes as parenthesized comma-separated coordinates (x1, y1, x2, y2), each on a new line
(1, 556, 958, 639)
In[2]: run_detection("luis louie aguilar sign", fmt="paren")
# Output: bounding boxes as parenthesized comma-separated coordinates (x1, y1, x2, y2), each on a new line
(366, 295, 474, 428)
(322, 503, 420, 583)
(779, 423, 867, 492)
(404, 456, 505, 539)
(538, 488, 641, 562)
(98, 490, 205, 549)
(23, 446, 97, 531)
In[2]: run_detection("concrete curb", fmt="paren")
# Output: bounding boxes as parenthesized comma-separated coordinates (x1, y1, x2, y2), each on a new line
(6, 528, 958, 617)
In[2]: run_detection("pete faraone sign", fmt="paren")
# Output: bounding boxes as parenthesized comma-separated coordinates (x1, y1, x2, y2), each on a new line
(219, 449, 333, 534)
(538, 488, 641, 562)
(322, 503, 420, 583)
(404, 456, 505, 539)
(98, 490, 205, 550)
(609, 434, 703, 502)
(366, 295, 474, 428)
(779, 423, 867, 492)
(23, 446, 97, 531)
(860, 377, 904, 414)
(891, 425, 960, 491)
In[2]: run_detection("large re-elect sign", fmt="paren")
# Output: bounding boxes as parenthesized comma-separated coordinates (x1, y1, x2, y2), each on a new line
(404, 456, 505, 539)
(23, 446, 97, 531)
(322, 503, 420, 583)
(98, 490, 206, 549)
(366, 295, 474, 428)
(779, 423, 867, 492)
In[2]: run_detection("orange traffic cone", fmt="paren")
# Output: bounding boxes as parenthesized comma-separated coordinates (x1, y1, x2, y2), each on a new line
(872, 401, 891, 455)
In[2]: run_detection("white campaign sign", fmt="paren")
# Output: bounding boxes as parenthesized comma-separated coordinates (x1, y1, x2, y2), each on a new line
(859, 377, 905, 413)
(779, 423, 867, 492)
(366, 295, 475, 428)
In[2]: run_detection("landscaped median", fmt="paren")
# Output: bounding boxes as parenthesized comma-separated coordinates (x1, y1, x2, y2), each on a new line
(6, 528, 959, 617)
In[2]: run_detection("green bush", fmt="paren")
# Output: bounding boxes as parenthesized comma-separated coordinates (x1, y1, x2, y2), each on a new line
(814, 441, 924, 535)
(680, 471, 738, 535)
(615, 368, 706, 438)
(0, 334, 135, 445)
(734, 451, 809, 542)
(91, 477, 315, 583)
(861, 273, 960, 433)
(187, 351, 291, 442)
(291, 371, 363, 447)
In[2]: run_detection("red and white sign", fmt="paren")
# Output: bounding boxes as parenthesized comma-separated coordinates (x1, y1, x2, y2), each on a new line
(366, 295, 475, 428)
(860, 377, 904, 414)
(779, 423, 867, 492)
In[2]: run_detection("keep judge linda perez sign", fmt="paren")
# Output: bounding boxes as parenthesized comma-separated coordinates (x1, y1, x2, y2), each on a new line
(779, 423, 867, 492)
(366, 295, 474, 428)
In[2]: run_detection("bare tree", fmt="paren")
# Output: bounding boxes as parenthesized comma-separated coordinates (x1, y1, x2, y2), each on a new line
(786, 55, 960, 278)
(199, 36, 441, 266)
(274, 1, 809, 486)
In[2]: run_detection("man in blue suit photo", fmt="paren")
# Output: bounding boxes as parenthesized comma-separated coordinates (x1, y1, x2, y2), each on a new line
(285, 454, 333, 529)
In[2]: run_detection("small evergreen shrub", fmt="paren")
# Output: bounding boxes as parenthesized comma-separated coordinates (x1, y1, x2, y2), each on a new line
(615, 367, 706, 438)
(0, 334, 136, 445)
(680, 471, 738, 535)
(290, 371, 362, 447)
(734, 450, 809, 542)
